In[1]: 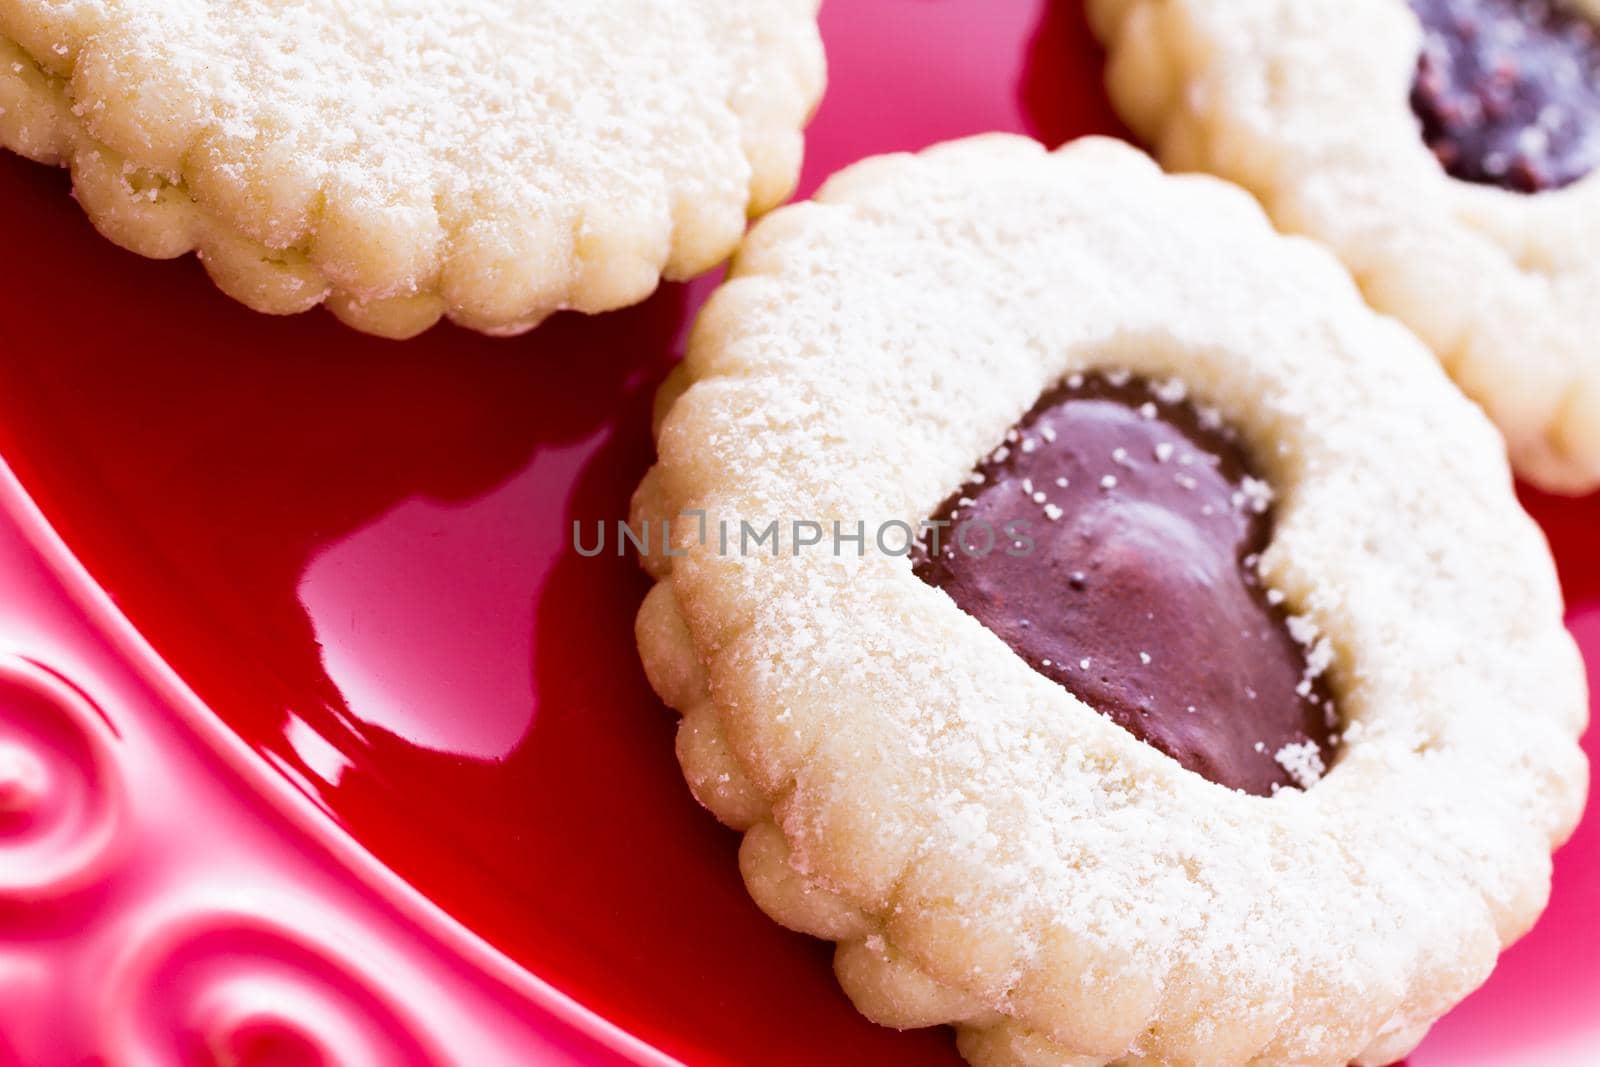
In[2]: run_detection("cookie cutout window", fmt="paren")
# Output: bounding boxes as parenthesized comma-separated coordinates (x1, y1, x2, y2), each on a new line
(913, 372, 1336, 796)
(1410, 0, 1600, 191)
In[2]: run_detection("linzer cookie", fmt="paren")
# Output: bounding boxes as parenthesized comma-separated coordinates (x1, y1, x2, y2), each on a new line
(0, 1, 824, 338)
(1090, 0, 1600, 493)
(630, 135, 1588, 1067)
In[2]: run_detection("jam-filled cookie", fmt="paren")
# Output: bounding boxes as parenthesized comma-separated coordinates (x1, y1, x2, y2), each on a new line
(0, 1, 823, 338)
(631, 135, 1588, 1067)
(1090, 0, 1600, 493)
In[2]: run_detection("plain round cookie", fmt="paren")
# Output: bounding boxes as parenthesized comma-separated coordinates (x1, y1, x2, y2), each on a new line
(631, 134, 1588, 1067)
(0, 0, 823, 338)
(1089, 0, 1600, 494)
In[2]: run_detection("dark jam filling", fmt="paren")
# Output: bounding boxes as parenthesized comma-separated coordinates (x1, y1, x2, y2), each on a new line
(912, 374, 1337, 797)
(1410, 0, 1600, 191)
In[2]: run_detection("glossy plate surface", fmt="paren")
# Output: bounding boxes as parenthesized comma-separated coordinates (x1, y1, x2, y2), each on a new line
(0, 2, 1594, 1064)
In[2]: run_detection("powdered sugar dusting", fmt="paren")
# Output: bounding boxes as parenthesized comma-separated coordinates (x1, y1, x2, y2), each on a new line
(634, 133, 1587, 1067)
(1273, 740, 1326, 789)
(0, 0, 824, 333)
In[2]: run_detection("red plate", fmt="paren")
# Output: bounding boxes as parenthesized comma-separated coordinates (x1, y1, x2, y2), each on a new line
(0, 2, 1594, 1064)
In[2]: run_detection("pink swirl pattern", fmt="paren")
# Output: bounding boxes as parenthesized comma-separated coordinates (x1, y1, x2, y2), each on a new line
(101, 910, 446, 1067)
(0, 465, 666, 1067)
(0, 656, 124, 900)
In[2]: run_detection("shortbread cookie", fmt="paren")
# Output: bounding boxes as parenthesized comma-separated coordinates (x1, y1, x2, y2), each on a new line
(631, 135, 1588, 1067)
(1090, 0, 1600, 493)
(0, 1, 823, 338)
